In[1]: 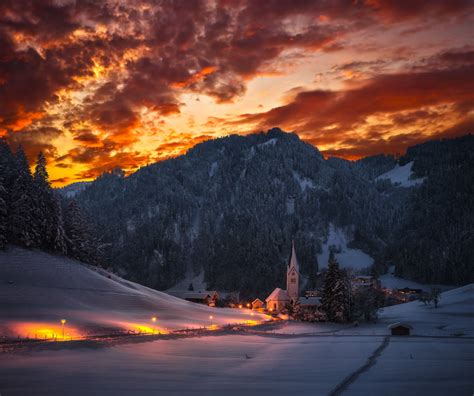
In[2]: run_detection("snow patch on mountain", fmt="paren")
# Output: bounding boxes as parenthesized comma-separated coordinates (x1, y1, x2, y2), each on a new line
(208, 161, 218, 177)
(292, 171, 315, 192)
(376, 161, 424, 187)
(317, 224, 374, 270)
(258, 138, 278, 148)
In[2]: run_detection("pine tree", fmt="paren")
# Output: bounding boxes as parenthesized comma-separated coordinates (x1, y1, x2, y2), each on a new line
(9, 147, 39, 247)
(64, 199, 95, 262)
(0, 172, 7, 249)
(33, 152, 66, 253)
(321, 251, 351, 322)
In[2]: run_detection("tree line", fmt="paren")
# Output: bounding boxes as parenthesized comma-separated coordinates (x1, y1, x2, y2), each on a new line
(0, 140, 99, 263)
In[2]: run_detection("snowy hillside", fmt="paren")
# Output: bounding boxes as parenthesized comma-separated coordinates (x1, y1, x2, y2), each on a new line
(375, 161, 424, 187)
(317, 224, 374, 271)
(0, 248, 268, 339)
(1, 284, 473, 395)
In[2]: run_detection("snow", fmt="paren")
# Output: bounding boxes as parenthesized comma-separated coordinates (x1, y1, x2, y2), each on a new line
(208, 161, 218, 177)
(0, 248, 269, 338)
(376, 161, 424, 187)
(0, 334, 381, 395)
(348, 338, 474, 396)
(292, 170, 315, 192)
(317, 224, 374, 271)
(259, 137, 277, 147)
(167, 270, 207, 293)
(1, 249, 472, 396)
(379, 271, 453, 292)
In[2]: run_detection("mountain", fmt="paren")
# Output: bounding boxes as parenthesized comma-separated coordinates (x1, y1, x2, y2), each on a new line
(73, 129, 474, 298)
(57, 181, 92, 198)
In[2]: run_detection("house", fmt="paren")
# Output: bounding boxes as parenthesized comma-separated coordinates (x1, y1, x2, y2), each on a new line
(299, 296, 321, 311)
(351, 275, 380, 289)
(397, 287, 423, 295)
(265, 288, 289, 312)
(251, 298, 265, 310)
(168, 290, 219, 307)
(265, 241, 300, 313)
(388, 322, 413, 336)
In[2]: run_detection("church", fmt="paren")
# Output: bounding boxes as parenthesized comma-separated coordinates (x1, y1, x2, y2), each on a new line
(265, 241, 301, 312)
(265, 241, 321, 313)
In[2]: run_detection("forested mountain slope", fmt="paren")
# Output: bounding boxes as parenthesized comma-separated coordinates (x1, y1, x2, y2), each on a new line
(74, 129, 474, 297)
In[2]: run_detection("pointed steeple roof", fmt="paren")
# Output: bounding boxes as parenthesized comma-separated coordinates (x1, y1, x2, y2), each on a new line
(288, 240, 299, 271)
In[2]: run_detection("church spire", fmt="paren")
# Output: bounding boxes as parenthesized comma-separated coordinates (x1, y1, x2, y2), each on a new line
(287, 240, 300, 300)
(288, 240, 299, 271)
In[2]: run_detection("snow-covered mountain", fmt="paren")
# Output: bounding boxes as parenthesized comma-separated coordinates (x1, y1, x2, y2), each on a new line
(72, 129, 474, 296)
(57, 181, 92, 198)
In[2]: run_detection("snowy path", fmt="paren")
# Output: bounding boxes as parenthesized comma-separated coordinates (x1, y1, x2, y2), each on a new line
(329, 336, 390, 396)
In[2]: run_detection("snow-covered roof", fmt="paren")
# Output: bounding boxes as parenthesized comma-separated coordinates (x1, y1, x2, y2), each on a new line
(299, 297, 321, 306)
(388, 322, 413, 329)
(252, 298, 264, 304)
(266, 288, 289, 302)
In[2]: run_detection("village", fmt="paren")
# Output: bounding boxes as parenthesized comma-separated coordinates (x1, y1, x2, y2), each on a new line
(166, 242, 439, 335)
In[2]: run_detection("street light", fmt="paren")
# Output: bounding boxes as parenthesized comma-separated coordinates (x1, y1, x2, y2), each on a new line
(209, 315, 213, 328)
(61, 319, 66, 339)
(151, 316, 157, 334)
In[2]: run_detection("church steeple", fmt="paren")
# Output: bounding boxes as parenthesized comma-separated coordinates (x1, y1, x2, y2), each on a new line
(287, 240, 300, 300)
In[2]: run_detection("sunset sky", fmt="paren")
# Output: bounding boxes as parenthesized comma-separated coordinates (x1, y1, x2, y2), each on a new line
(1, 0, 473, 186)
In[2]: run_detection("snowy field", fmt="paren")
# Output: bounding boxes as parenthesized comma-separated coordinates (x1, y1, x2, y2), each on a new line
(375, 161, 424, 187)
(1, 248, 473, 395)
(317, 224, 374, 271)
(0, 248, 268, 338)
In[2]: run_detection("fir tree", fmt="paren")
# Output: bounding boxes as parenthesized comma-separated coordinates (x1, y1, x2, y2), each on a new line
(0, 172, 7, 249)
(64, 200, 91, 261)
(321, 251, 351, 323)
(9, 147, 39, 247)
(33, 152, 66, 253)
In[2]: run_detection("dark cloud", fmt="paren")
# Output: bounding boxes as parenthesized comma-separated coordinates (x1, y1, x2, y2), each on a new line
(0, 0, 473, 181)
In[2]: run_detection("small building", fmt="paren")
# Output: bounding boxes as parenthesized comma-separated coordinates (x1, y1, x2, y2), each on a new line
(388, 322, 413, 336)
(265, 288, 289, 312)
(397, 287, 423, 295)
(251, 298, 265, 310)
(305, 290, 321, 298)
(168, 290, 219, 307)
(351, 275, 380, 289)
(299, 296, 321, 309)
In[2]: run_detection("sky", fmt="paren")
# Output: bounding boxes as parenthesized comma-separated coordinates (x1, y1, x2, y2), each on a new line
(1, 0, 473, 186)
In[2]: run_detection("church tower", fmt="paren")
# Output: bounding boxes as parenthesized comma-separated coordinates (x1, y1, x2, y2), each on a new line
(287, 241, 300, 300)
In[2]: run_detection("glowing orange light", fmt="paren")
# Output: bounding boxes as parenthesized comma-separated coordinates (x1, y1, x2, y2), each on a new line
(209, 315, 213, 320)
(61, 319, 66, 325)
(246, 303, 250, 308)
(151, 317, 157, 322)
(238, 305, 243, 309)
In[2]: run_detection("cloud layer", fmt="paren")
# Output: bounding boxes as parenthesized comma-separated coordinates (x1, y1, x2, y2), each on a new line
(1, 0, 473, 184)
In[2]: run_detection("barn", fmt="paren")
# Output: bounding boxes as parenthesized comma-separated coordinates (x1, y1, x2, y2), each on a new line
(388, 322, 413, 336)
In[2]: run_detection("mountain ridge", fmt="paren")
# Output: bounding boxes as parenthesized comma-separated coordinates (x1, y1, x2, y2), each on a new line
(71, 129, 474, 297)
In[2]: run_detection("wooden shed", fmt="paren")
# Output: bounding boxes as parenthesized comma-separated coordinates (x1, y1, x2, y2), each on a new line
(388, 322, 413, 336)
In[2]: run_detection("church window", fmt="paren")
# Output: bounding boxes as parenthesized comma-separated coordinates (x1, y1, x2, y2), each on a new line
(291, 278, 296, 283)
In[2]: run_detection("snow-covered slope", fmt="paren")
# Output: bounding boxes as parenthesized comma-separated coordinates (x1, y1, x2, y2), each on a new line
(378, 283, 474, 336)
(317, 224, 374, 271)
(375, 161, 424, 187)
(0, 248, 268, 338)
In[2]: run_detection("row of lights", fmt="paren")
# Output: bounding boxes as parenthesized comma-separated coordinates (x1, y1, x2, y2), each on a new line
(57, 308, 259, 340)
